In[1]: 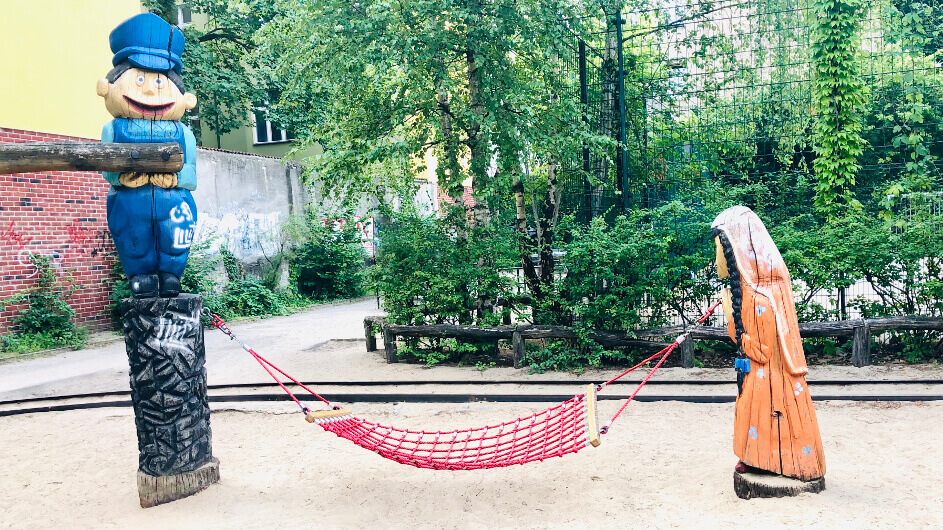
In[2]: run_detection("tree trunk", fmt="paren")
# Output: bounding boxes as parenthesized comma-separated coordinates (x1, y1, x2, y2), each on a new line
(435, 69, 466, 231)
(513, 178, 541, 297)
(466, 41, 490, 227)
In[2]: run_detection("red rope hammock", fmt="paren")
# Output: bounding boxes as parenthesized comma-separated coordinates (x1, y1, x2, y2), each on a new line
(314, 396, 589, 470)
(205, 300, 719, 470)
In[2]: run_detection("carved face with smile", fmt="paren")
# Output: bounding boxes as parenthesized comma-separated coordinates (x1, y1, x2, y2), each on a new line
(97, 67, 196, 121)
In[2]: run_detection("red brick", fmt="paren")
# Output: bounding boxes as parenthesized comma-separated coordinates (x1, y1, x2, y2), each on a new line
(1, 128, 115, 334)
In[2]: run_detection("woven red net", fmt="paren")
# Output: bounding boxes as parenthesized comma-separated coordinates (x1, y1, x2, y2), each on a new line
(313, 395, 591, 470)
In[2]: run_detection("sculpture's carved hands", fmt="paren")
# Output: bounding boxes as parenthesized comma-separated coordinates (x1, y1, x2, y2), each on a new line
(740, 333, 770, 364)
(721, 287, 733, 321)
(118, 172, 150, 188)
(149, 173, 178, 189)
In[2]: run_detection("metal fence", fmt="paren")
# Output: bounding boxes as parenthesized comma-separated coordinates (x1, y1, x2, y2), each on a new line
(558, 0, 943, 218)
(544, 0, 943, 326)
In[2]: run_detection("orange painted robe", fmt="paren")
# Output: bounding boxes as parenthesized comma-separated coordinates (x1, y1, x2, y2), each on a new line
(714, 206, 826, 481)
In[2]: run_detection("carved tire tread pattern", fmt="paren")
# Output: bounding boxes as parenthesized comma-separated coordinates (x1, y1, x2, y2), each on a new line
(123, 294, 214, 476)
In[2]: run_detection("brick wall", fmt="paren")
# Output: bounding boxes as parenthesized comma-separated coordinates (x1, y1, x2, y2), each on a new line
(0, 127, 116, 335)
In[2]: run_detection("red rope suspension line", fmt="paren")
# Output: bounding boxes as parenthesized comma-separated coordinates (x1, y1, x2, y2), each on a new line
(246, 348, 307, 411)
(250, 348, 335, 408)
(598, 345, 674, 389)
(204, 310, 333, 410)
(202, 299, 722, 469)
(598, 299, 722, 433)
(602, 340, 678, 433)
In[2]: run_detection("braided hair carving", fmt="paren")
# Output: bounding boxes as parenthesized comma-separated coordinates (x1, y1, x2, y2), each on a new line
(712, 229, 745, 348)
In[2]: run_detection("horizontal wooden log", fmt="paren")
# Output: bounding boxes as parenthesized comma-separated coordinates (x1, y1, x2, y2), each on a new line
(387, 324, 513, 340)
(384, 322, 670, 348)
(370, 315, 942, 360)
(0, 142, 183, 174)
(637, 325, 730, 341)
(514, 325, 670, 348)
(642, 316, 943, 341)
(867, 316, 943, 332)
(649, 322, 857, 341)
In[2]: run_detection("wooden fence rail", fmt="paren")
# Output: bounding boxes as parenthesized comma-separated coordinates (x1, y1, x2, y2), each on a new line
(363, 316, 943, 368)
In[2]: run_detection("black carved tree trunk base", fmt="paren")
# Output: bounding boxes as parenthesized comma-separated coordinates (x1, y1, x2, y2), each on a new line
(122, 294, 219, 508)
(733, 470, 825, 500)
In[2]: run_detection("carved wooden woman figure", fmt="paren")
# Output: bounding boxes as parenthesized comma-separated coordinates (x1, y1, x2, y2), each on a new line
(712, 206, 826, 483)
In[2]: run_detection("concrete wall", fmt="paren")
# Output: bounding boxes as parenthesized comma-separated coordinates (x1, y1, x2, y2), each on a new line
(192, 148, 306, 275)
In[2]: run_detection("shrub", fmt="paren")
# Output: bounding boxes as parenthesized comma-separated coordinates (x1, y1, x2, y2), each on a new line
(368, 210, 515, 326)
(556, 202, 716, 332)
(219, 278, 288, 317)
(1, 254, 86, 354)
(289, 218, 365, 300)
(182, 237, 222, 295)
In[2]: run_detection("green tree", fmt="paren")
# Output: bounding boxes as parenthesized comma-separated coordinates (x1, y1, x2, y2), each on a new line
(143, 0, 280, 144)
(257, 0, 614, 323)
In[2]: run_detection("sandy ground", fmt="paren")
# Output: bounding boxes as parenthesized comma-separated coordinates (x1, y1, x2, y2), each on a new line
(1, 300, 943, 528)
(1, 400, 942, 529)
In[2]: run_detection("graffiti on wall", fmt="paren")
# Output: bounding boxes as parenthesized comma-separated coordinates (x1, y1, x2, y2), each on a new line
(195, 210, 283, 260)
(1, 221, 32, 253)
(67, 219, 111, 257)
(1, 218, 111, 277)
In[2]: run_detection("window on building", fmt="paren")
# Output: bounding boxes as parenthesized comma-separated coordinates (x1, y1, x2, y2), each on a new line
(177, 6, 193, 27)
(253, 109, 294, 145)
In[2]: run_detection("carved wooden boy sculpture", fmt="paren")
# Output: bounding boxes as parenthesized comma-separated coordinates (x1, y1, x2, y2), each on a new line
(711, 206, 825, 495)
(98, 13, 198, 298)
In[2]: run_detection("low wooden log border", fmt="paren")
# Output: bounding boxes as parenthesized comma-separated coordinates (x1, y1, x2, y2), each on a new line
(363, 316, 943, 368)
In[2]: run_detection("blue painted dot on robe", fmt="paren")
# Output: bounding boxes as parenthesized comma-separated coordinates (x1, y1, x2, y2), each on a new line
(803, 445, 813, 455)
(794, 382, 804, 396)
(757, 368, 765, 379)
(757, 306, 766, 316)
(748, 426, 758, 439)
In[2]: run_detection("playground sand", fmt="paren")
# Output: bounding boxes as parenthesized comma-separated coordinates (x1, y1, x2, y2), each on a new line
(1, 399, 941, 528)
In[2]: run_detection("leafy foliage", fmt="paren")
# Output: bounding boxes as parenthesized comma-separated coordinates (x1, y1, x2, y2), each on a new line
(217, 278, 288, 317)
(368, 209, 515, 326)
(144, 0, 283, 143)
(810, 0, 867, 216)
(256, 0, 606, 217)
(1, 255, 86, 354)
(289, 217, 365, 300)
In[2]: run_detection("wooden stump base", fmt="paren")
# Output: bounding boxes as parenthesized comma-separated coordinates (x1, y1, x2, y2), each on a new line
(137, 458, 220, 508)
(733, 469, 824, 499)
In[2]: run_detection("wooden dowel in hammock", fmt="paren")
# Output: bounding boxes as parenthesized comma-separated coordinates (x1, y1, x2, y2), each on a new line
(305, 408, 353, 423)
(585, 384, 601, 447)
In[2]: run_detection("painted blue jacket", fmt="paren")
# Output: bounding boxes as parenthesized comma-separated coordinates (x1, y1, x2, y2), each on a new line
(101, 118, 197, 190)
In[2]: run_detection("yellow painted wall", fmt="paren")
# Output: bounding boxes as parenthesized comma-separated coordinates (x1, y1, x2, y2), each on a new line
(0, 1, 144, 140)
